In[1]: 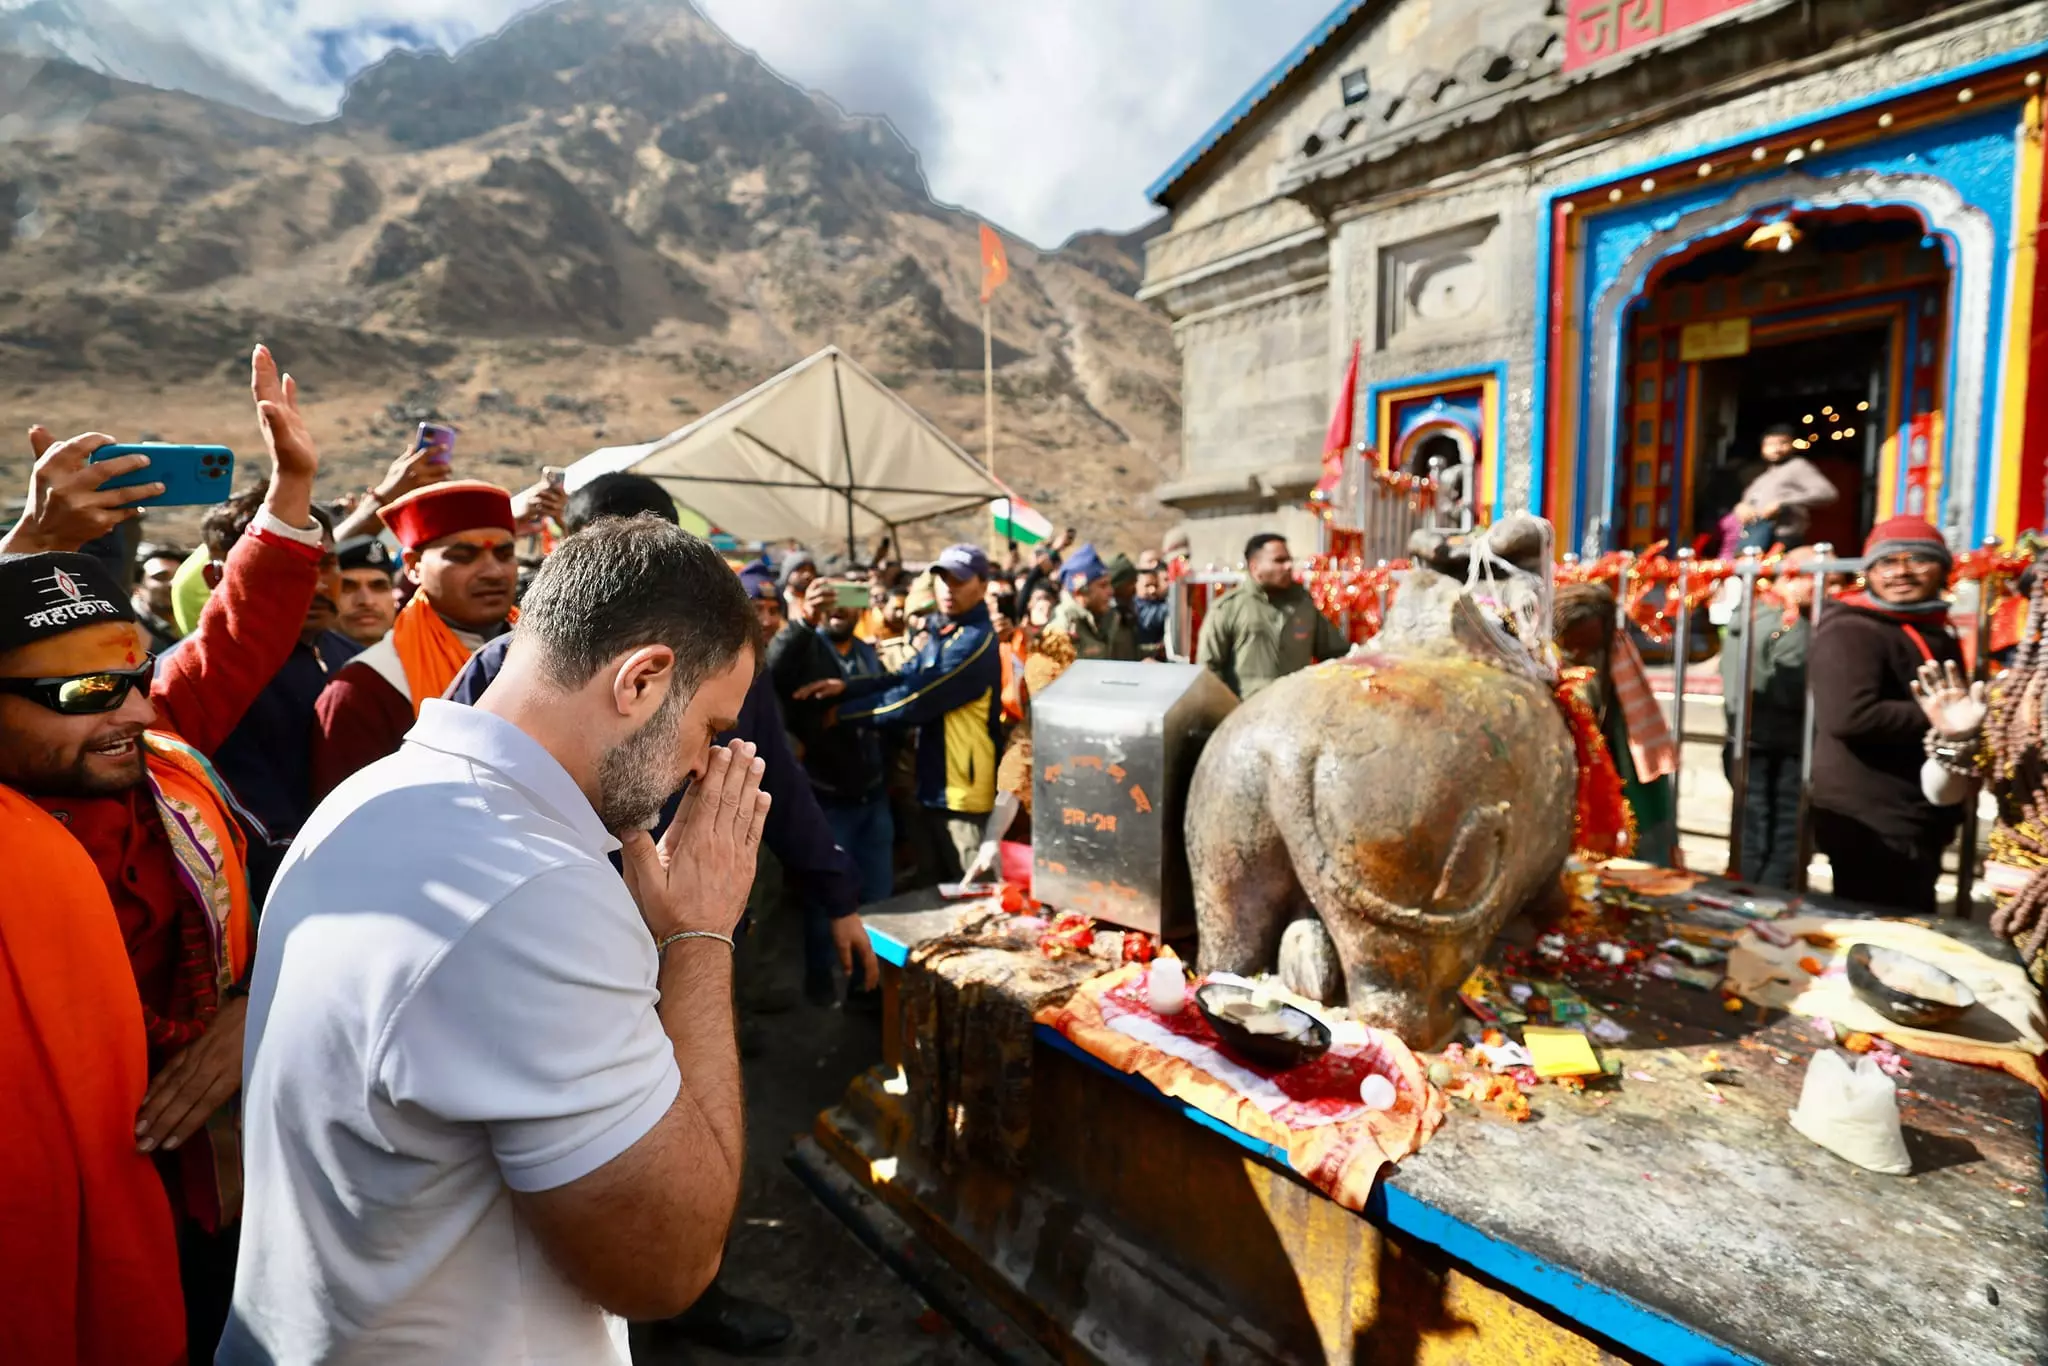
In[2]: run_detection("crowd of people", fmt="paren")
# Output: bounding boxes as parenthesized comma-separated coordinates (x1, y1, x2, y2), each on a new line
(0, 342, 1317, 1366)
(4, 343, 2037, 1366)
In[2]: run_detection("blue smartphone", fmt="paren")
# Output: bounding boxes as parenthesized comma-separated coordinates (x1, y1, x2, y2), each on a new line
(88, 444, 235, 507)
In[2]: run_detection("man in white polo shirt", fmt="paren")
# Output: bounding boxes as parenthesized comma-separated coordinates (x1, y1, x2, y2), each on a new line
(221, 516, 768, 1364)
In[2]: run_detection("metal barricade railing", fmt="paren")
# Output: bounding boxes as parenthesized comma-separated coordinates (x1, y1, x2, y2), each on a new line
(1169, 530, 2007, 908)
(1330, 443, 1436, 566)
(1790, 545, 1849, 893)
(1164, 570, 1245, 664)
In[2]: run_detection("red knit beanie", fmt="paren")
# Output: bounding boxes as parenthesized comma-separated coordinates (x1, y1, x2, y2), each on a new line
(1862, 515, 1951, 568)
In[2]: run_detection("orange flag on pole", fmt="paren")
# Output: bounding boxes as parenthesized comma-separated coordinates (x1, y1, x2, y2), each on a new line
(980, 223, 1009, 303)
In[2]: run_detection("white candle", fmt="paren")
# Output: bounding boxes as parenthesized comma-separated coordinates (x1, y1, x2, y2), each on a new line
(1147, 958, 1186, 1015)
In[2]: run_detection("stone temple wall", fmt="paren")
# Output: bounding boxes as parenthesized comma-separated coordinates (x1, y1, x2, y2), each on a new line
(1146, 0, 2045, 547)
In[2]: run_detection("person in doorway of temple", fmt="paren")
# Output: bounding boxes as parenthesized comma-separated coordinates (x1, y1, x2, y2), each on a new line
(1734, 423, 1838, 552)
(1808, 516, 1964, 914)
(309, 480, 516, 799)
(0, 345, 323, 1366)
(1555, 583, 1681, 865)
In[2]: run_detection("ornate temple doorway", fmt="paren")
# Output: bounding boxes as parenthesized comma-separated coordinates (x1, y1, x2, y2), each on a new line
(1611, 206, 1951, 554)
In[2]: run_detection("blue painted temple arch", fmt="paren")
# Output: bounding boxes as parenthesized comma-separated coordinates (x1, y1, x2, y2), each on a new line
(1555, 104, 2022, 551)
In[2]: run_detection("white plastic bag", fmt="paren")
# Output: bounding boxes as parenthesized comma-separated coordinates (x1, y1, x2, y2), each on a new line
(1789, 1050, 1911, 1175)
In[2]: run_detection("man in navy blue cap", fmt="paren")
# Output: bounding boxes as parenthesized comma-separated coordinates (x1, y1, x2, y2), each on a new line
(796, 543, 1003, 880)
(1045, 542, 1136, 661)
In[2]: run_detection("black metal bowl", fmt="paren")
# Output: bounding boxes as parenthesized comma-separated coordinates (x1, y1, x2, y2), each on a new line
(1846, 943, 1976, 1030)
(1193, 982, 1332, 1071)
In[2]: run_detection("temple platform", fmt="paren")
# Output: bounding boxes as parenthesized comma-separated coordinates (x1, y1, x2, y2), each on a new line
(793, 882, 2048, 1366)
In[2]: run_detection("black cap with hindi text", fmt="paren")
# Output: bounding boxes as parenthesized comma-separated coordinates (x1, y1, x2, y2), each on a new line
(0, 552, 138, 655)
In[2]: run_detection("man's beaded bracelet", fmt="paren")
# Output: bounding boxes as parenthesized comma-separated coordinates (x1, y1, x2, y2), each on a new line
(1922, 726, 1982, 778)
(656, 928, 736, 956)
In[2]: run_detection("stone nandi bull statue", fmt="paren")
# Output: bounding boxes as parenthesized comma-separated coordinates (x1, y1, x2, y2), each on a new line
(1186, 518, 1576, 1046)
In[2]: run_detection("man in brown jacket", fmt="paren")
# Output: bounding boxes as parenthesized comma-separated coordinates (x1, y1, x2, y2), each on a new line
(1735, 424, 1837, 551)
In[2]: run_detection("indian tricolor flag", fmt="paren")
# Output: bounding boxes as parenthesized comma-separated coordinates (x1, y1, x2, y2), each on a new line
(991, 497, 1050, 547)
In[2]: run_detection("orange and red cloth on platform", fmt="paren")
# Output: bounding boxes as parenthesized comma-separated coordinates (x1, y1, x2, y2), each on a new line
(1038, 964, 1445, 1212)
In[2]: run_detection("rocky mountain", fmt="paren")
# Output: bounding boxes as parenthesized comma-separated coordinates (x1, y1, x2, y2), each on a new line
(0, 0, 1180, 552)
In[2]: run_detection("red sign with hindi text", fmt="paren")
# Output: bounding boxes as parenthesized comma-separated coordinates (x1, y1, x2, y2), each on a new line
(1563, 0, 1766, 73)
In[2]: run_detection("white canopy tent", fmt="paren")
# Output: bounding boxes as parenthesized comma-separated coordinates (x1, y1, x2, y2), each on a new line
(564, 346, 1007, 555)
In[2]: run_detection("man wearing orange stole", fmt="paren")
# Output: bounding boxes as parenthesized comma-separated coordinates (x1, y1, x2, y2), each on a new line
(0, 345, 325, 1365)
(310, 480, 517, 799)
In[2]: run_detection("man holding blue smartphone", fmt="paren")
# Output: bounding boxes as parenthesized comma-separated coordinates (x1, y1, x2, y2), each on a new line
(0, 345, 326, 1364)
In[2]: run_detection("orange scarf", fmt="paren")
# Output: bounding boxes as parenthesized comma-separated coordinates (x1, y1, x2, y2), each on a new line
(0, 780, 188, 1366)
(1556, 668, 1636, 859)
(391, 591, 512, 714)
(143, 735, 255, 1236)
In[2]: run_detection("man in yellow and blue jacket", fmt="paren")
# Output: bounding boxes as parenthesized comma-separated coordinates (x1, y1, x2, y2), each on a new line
(799, 543, 1003, 881)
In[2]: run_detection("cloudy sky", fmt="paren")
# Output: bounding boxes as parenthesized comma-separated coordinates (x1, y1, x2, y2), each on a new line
(3, 0, 1340, 244)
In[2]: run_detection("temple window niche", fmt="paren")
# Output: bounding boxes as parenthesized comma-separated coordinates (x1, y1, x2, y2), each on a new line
(1378, 218, 1501, 350)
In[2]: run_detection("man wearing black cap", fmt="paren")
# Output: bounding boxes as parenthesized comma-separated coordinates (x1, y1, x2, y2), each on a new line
(334, 534, 398, 647)
(0, 344, 325, 1361)
(796, 543, 1004, 879)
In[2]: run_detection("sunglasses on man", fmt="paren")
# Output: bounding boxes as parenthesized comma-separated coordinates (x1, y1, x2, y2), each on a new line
(0, 656, 156, 715)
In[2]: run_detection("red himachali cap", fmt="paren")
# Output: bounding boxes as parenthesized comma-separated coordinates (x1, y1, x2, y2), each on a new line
(379, 480, 516, 551)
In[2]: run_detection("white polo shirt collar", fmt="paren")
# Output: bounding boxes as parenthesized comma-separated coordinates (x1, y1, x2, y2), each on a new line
(403, 699, 620, 856)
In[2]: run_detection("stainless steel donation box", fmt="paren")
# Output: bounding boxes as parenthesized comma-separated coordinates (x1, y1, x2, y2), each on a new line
(1030, 661, 1237, 938)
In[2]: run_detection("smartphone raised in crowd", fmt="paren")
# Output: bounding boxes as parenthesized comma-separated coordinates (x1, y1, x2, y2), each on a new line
(416, 422, 457, 467)
(88, 443, 235, 508)
(831, 581, 871, 610)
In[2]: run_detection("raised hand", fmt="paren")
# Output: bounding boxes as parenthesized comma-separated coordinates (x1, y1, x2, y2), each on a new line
(797, 577, 837, 627)
(618, 740, 770, 942)
(510, 477, 568, 535)
(0, 428, 160, 554)
(371, 437, 450, 506)
(1911, 659, 1987, 739)
(251, 344, 318, 529)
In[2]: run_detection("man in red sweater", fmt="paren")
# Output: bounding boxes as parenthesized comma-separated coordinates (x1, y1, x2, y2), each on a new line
(310, 479, 519, 799)
(0, 345, 325, 1363)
